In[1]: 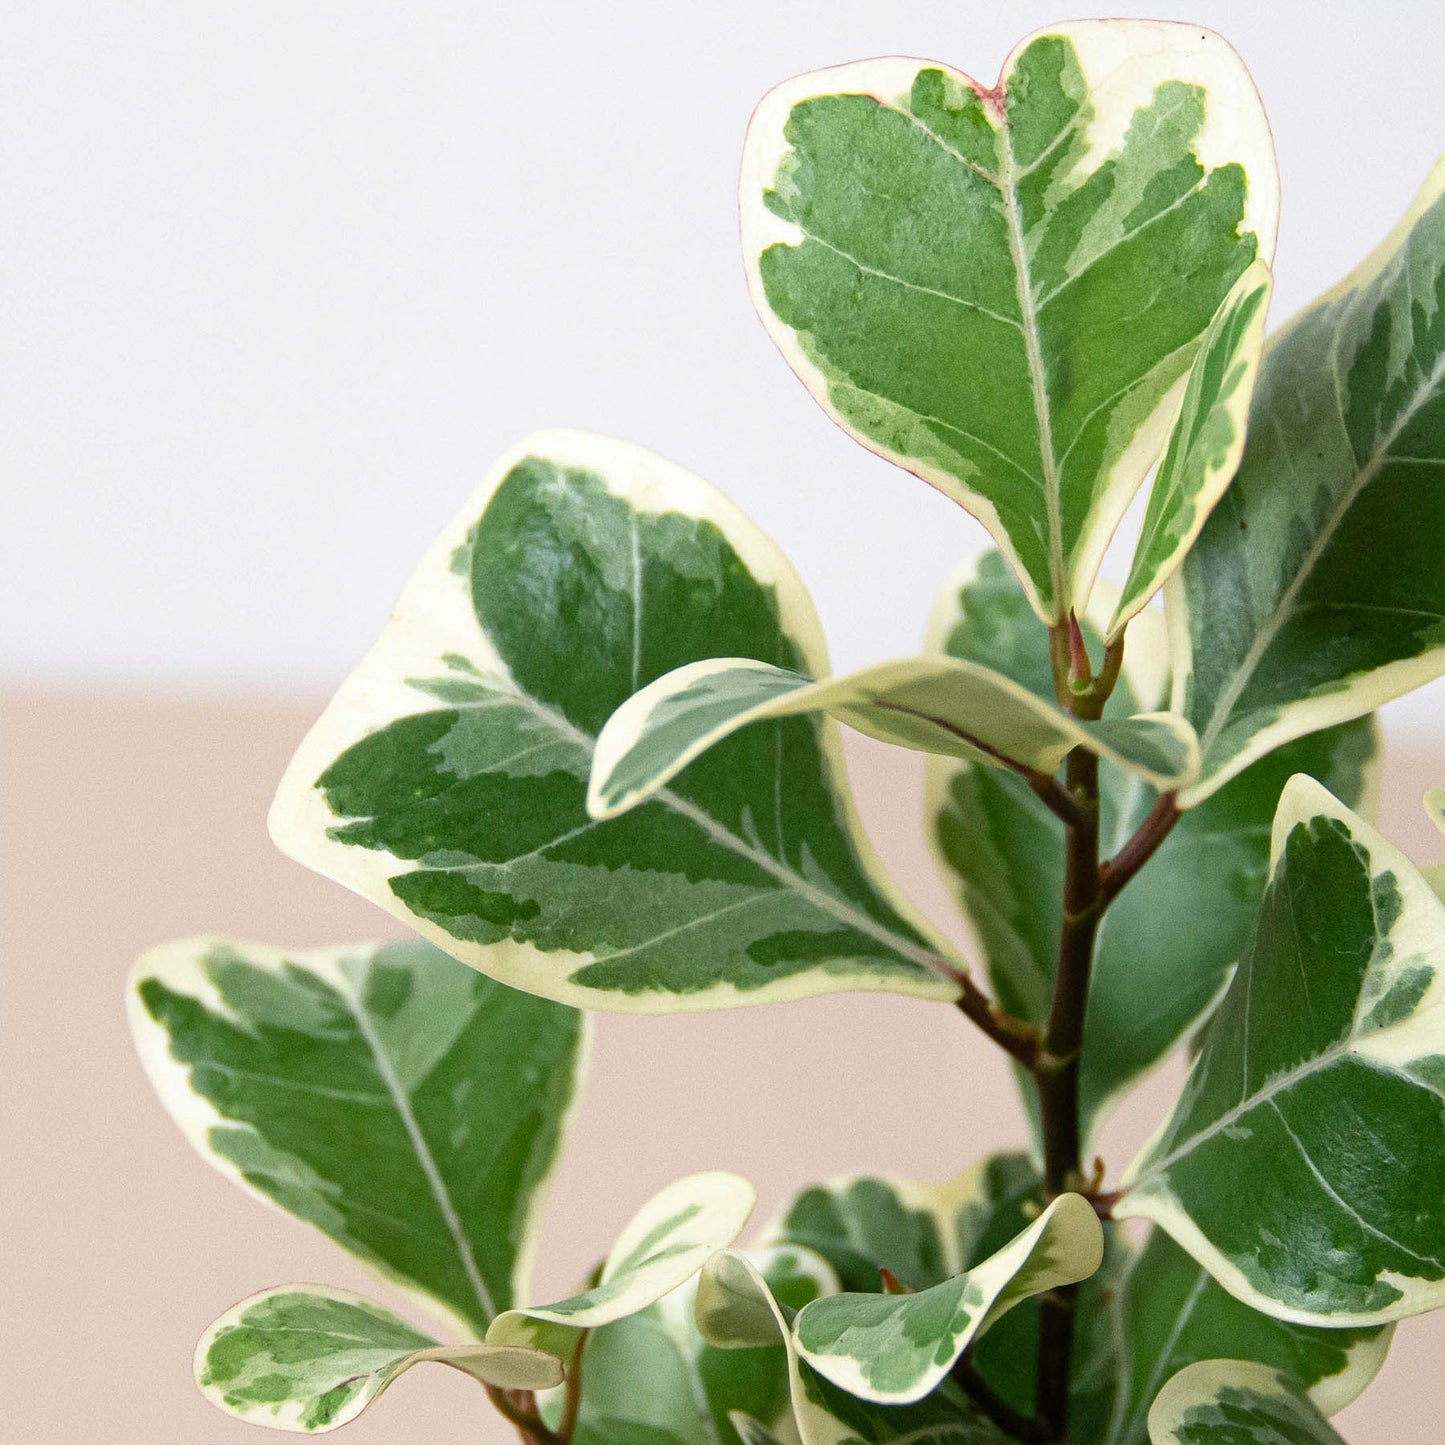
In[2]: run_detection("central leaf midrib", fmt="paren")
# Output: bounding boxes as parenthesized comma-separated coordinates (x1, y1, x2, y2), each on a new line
(1196, 350, 1445, 758)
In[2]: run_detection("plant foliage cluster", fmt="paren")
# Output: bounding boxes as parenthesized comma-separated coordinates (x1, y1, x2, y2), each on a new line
(130, 20, 1444, 1444)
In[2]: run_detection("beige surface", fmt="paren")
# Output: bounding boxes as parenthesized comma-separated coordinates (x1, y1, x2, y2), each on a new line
(3, 688, 1440, 1444)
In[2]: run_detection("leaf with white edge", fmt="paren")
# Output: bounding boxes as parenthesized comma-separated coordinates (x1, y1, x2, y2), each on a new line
(1424, 787, 1445, 902)
(590, 655, 1198, 819)
(1118, 776, 1445, 1325)
(1172, 154, 1445, 807)
(128, 937, 585, 1338)
(1109, 260, 1273, 637)
(697, 1252, 1007, 1445)
(1147, 1360, 1348, 1445)
(487, 1171, 755, 1358)
(741, 20, 1278, 623)
(929, 551, 1379, 1146)
(792, 1194, 1103, 1405)
(541, 1246, 837, 1445)
(270, 430, 959, 1013)
(195, 1286, 561, 1435)
(1079, 1229, 1390, 1445)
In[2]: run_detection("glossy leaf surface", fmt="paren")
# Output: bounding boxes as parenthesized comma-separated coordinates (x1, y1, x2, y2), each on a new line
(742, 20, 1278, 622)
(1147, 1360, 1347, 1445)
(1119, 777, 1445, 1325)
(1172, 155, 1445, 805)
(129, 937, 585, 1337)
(270, 431, 958, 1012)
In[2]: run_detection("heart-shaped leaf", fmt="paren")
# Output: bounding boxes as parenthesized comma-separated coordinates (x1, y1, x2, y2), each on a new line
(929, 552, 1379, 1146)
(1118, 776, 1445, 1325)
(269, 430, 958, 1012)
(742, 20, 1278, 623)
(1108, 260, 1273, 637)
(791, 1195, 1102, 1405)
(488, 1171, 755, 1358)
(1171, 154, 1445, 806)
(129, 937, 585, 1337)
(194, 1286, 562, 1435)
(1147, 1360, 1347, 1445)
(589, 655, 1198, 820)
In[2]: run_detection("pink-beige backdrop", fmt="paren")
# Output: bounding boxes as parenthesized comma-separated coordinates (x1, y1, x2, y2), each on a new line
(3, 688, 1440, 1443)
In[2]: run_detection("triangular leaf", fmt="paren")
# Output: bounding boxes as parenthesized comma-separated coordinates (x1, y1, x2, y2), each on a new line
(129, 937, 585, 1337)
(1171, 154, 1445, 806)
(1147, 1360, 1348, 1445)
(590, 654, 1198, 820)
(1118, 776, 1445, 1325)
(792, 1194, 1102, 1405)
(742, 20, 1278, 622)
(488, 1171, 755, 1357)
(194, 1286, 562, 1435)
(269, 430, 958, 1012)
(1109, 260, 1273, 636)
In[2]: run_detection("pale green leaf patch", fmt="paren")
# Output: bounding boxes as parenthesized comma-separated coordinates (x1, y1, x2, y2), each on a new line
(269, 430, 961, 1013)
(194, 1286, 562, 1434)
(1147, 1360, 1347, 1445)
(488, 1171, 755, 1358)
(1424, 786, 1445, 902)
(589, 655, 1198, 819)
(730, 1414, 790, 1445)
(742, 21, 1278, 623)
(1108, 259, 1273, 637)
(791, 1194, 1102, 1405)
(696, 1251, 1007, 1445)
(1171, 154, 1445, 806)
(926, 551, 1379, 1148)
(128, 936, 586, 1339)
(1118, 775, 1445, 1325)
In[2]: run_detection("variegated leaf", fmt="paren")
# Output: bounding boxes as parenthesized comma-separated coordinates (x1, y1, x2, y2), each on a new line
(269, 430, 959, 1012)
(1172, 154, 1445, 806)
(589, 654, 1198, 820)
(1147, 1360, 1347, 1445)
(194, 1286, 561, 1435)
(1118, 776, 1445, 1325)
(928, 552, 1379, 1145)
(697, 1252, 1007, 1445)
(540, 1246, 836, 1445)
(1424, 786, 1445, 902)
(1079, 1229, 1389, 1445)
(487, 1171, 755, 1358)
(128, 937, 585, 1337)
(741, 20, 1278, 623)
(1109, 260, 1273, 636)
(792, 1194, 1102, 1405)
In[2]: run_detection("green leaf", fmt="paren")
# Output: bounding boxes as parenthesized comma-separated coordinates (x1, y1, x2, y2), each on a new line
(590, 652, 1198, 821)
(1081, 1229, 1389, 1445)
(1118, 776, 1445, 1325)
(697, 1252, 1008, 1445)
(487, 1170, 755, 1357)
(1109, 260, 1273, 636)
(269, 430, 958, 1013)
(543, 1246, 837, 1445)
(729, 1415, 789, 1445)
(1171, 154, 1445, 806)
(128, 936, 585, 1337)
(194, 1286, 561, 1434)
(741, 20, 1278, 623)
(928, 552, 1379, 1144)
(1147, 1360, 1348, 1445)
(791, 1195, 1102, 1405)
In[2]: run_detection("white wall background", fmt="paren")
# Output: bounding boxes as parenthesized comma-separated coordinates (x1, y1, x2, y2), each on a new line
(3, 1, 1441, 727)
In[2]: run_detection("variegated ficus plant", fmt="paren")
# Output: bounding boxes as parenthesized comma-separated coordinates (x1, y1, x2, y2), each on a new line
(128, 19, 1445, 1445)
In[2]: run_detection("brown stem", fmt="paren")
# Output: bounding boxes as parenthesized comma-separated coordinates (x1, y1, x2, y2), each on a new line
(487, 1386, 562, 1445)
(1100, 794, 1181, 901)
(555, 1332, 589, 1444)
(955, 972, 1041, 1069)
(952, 1357, 1050, 1442)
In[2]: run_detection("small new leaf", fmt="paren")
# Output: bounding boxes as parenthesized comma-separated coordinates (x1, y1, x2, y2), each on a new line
(195, 1286, 561, 1435)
